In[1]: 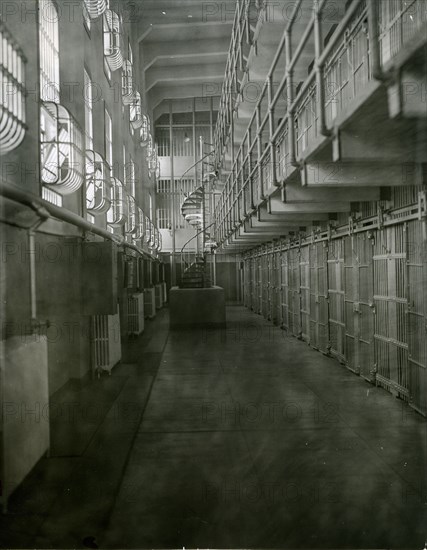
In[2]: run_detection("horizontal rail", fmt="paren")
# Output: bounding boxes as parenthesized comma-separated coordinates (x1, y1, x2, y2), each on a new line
(0, 181, 157, 260)
(214, 0, 427, 246)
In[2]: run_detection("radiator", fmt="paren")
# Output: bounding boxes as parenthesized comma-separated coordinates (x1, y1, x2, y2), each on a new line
(127, 292, 145, 336)
(162, 281, 167, 303)
(91, 305, 121, 376)
(144, 287, 156, 319)
(155, 284, 163, 310)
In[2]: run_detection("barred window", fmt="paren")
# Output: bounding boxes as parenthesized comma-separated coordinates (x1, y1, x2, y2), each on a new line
(130, 92, 143, 130)
(103, 9, 123, 72)
(84, 69, 93, 150)
(0, 20, 26, 154)
(122, 60, 135, 105)
(125, 155, 136, 196)
(39, 0, 60, 103)
(125, 195, 137, 235)
(156, 178, 194, 229)
(105, 107, 113, 172)
(86, 150, 112, 214)
(107, 177, 127, 227)
(173, 127, 193, 157)
(40, 102, 84, 194)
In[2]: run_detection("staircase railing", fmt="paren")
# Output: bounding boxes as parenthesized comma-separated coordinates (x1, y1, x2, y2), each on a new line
(180, 220, 216, 275)
(177, 137, 218, 287)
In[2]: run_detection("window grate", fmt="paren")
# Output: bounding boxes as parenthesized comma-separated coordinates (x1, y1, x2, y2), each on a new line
(40, 102, 84, 194)
(107, 177, 127, 227)
(103, 9, 123, 72)
(0, 20, 26, 155)
(39, 0, 60, 103)
(84, 70, 94, 150)
(85, 150, 112, 214)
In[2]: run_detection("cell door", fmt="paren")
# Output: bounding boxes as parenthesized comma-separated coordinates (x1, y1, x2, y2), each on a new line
(256, 256, 262, 314)
(357, 233, 376, 381)
(300, 246, 310, 342)
(243, 258, 252, 309)
(344, 234, 375, 379)
(344, 236, 358, 372)
(406, 220, 427, 415)
(281, 249, 289, 331)
(288, 247, 301, 337)
(251, 257, 258, 313)
(309, 241, 329, 353)
(261, 254, 269, 319)
(273, 250, 282, 326)
(250, 257, 257, 312)
(373, 225, 409, 400)
(328, 239, 345, 361)
(267, 252, 274, 321)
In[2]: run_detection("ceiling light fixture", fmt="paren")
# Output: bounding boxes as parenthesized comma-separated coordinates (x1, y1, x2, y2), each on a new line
(184, 132, 191, 143)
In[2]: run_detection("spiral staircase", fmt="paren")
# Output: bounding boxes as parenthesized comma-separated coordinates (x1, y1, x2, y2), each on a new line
(179, 143, 217, 289)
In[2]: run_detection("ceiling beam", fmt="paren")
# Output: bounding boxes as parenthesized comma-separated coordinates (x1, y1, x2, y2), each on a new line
(145, 62, 226, 92)
(142, 40, 229, 71)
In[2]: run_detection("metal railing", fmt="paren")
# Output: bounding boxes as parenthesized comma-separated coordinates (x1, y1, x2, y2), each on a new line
(213, 0, 259, 169)
(214, 0, 427, 247)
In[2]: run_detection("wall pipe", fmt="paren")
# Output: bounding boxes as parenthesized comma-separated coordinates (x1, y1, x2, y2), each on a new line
(0, 182, 155, 260)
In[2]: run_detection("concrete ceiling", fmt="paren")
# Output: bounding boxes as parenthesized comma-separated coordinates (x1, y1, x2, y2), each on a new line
(136, 0, 237, 115)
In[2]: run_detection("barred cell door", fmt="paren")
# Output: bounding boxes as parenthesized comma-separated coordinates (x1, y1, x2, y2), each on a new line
(373, 225, 409, 400)
(267, 251, 274, 321)
(300, 246, 310, 342)
(244, 258, 252, 309)
(309, 241, 329, 353)
(256, 256, 262, 314)
(406, 220, 427, 415)
(344, 236, 358, 372)
(249, 258, 256, 311)
(281, 249, 289, 331)
(344, 234, 375, 379)
(357, 233, 376, 381)
(273, 250, 282, 325)
(261, 253, 269, 319)
(328, 239, 345, 361)
(288, 247, 301, 337)
(252, 257, 260, 313)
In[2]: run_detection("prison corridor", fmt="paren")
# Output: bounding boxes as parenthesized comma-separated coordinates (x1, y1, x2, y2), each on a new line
(0, 306, 426, 549)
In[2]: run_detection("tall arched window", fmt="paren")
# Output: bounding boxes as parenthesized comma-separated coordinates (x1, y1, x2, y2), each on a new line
(107, 177, 127, 227)
(125, 195, 137, 236)
(39, 0, 60, 103)
(122, 60, 136, 105)
(39, 2, 84, 201)
(0, 20, 26, 155)
(85, 150, 112, 213)
(103, 9, 123, 72)
(130, 92, 143, 130)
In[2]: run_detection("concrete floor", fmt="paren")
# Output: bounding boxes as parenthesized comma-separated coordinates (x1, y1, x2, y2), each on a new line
(1, 305, 427, 548)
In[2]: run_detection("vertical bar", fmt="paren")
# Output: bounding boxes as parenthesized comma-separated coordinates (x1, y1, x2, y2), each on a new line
(314, 0, 329, 137)
(268, 74, 278, 187)
(256, 104, 263, 200)
(169, 101, 176, 286)
(285, 30, 296, 166)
